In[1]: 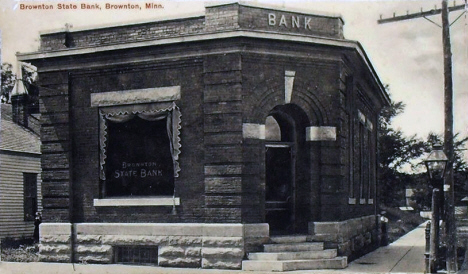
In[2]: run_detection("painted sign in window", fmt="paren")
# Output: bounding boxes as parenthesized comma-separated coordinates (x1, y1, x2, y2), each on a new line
(105, 116, 174, 197)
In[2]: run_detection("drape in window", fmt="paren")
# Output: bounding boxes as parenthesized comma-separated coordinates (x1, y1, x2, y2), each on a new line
(99, 102, 181, 180)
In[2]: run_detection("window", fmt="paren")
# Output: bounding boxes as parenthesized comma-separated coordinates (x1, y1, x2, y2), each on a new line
(355, 109, 374, 205)
(91, 87, 182, 204)
(24, 173, 38, 221)
(265, 116, 281, 141)
(99, 103, 181, 198)
(114, 246, 158, 265)
(345, 76, 356, 204)
(359, 121, 366, 203)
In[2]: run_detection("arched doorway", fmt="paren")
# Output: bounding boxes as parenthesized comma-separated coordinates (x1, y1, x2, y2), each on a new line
(265, 104, 310, 235)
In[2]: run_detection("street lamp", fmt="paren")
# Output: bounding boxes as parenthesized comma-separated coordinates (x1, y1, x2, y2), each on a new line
(425, 144, 449, 183)
(424, 144, 449, 273)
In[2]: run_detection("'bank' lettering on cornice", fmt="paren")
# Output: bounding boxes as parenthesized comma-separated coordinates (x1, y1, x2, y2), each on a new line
(268, 13, 314, 30)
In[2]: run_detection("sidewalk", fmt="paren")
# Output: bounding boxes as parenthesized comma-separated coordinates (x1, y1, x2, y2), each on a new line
(0, 223, 428, 274)
(343, 221, 427, 274)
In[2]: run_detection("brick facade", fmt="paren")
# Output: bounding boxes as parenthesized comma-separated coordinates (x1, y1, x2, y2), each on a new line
(19, 2, 389, 269)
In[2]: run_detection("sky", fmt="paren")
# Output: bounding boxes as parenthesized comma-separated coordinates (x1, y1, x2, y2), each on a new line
(0, 0, 467, 148)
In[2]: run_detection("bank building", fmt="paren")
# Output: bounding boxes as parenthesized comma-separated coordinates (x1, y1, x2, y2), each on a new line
(17, 2, 390, 271)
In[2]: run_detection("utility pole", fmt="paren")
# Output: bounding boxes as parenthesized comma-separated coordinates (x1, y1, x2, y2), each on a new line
(378, 1, 464, 272)
(441, 1, 457, 272)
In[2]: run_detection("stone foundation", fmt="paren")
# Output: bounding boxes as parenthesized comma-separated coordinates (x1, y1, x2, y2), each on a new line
(39, 223, 269, 269)
(309, 215, 379, 258)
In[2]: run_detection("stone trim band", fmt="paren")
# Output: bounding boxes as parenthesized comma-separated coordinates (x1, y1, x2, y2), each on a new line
(93, 197, 181, 207)
(90, 86, 181, 107)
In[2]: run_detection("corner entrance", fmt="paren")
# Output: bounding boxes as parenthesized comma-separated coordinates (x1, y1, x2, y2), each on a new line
(264, 104, 310, 235)
(265, 143, 294, 234)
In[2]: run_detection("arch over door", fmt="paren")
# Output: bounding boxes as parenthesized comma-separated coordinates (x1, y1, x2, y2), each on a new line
(265, 104, 310, 235)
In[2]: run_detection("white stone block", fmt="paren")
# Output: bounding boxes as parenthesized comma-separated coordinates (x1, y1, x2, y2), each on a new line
(202, 247, 244, 257)
(76, 234, 102, 244)
(202, 237, 243, 247)
(203, 224, 244, 237)
(202, 258, 242, 269)
(284, 70, 296, 104)
(76, 254, 112, 264)
(243, 123, 265, 139)
(159, 246, 185, 257)
(39, 254, 71, 263)
(244, 223, 269, 237)
(306, 126, 336, 141)
(40, 223, 72, 236)
(76, 244, 112, 254)
(40, 235, 71, 244)
(159, 257, 201, 267)
(39, 244, 71, 254)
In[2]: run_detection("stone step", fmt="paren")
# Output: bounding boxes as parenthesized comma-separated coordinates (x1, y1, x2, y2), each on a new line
(264, 242, 323, 252)
(242, 257, 347, 271)
(248, 249, 337, 261)
(269, 235, 308, 244)
(457, 220, 468, 226)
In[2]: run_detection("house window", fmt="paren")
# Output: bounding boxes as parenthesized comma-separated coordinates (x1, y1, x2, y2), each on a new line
(99, 103, 181, 198)
(24, 173, 38, 221)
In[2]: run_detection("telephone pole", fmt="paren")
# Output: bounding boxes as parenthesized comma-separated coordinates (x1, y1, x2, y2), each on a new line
(378, 1, 465, 272)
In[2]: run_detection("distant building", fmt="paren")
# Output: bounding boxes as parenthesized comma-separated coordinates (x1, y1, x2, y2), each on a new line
(0, 99, 42, 240)
(18, 2, 389, 270)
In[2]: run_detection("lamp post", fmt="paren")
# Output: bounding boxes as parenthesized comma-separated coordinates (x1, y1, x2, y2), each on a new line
(424, 144, 449, 273)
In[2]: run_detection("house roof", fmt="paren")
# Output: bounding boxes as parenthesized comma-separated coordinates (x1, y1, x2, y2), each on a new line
(0, 104, 41, 154)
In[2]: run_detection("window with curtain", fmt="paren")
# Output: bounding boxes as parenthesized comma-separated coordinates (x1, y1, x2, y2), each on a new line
(99, 102, 181, 197)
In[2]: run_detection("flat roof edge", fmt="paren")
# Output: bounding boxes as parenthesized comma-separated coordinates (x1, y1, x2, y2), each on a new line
(17, 30, 351, 60)
(17, 30, 386, 104)
(39, 12, 205, 36)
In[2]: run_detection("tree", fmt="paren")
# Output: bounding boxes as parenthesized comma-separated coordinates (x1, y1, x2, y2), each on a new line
(0, 62, 39, 113)
(411, 133, 468, 209)
(378, 96, 468, 208)
(1, 62, 16, 103)
(378, 98, 426, 206)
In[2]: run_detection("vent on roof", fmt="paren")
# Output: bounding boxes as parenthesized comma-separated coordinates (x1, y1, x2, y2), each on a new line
(114, 246, 158, 265)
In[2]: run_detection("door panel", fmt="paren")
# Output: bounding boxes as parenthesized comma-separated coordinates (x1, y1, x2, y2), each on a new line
(265, 145, 294, 235)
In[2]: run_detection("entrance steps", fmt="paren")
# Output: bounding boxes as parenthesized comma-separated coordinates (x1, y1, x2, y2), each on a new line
(242, 235, 347, 272)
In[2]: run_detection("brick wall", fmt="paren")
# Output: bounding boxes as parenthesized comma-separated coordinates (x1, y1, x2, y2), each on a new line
(203, 53, 244, 223)
(68, 59, 205, 223)
(38, 3, 344, 53)
(241, 51, 349, 223)
(337, 57, 381, 220)
(39, 71, 71, 222)
(204, 4, 240, 32)
(40, 17, 205, 51)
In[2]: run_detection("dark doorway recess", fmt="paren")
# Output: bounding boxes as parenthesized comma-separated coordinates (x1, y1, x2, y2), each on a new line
(264, 103, 311, 235)
(265, 144, 294, 234)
